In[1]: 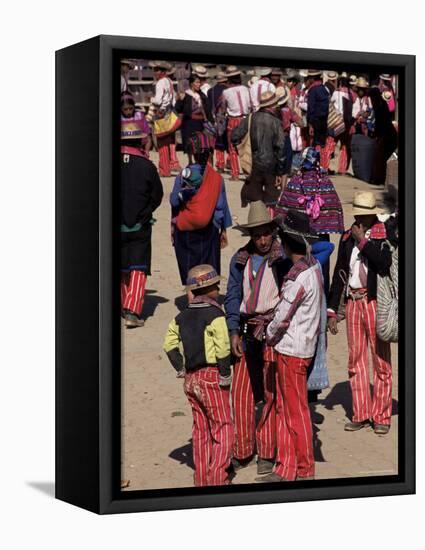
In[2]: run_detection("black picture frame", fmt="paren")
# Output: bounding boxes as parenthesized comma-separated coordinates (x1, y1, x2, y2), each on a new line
(56, 34, 415, 514)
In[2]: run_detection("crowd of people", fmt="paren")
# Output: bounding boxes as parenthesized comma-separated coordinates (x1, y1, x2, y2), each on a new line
(120, 59, 399, 487)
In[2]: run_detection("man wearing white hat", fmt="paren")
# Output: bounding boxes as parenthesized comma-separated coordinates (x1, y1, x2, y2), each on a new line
(193, 65, 211, 95)
(378, 74, 396, 116)
(249, 67, 276, 112)
(352, 77, 372, 135)
(150, 61, 177, 177)
(327, 191, 393, 435)
(222, 66, 252, 180)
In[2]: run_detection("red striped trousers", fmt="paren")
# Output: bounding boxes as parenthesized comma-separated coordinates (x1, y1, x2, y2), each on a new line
(157, 135, 171, 177)
(169, 140, 181, 171)
(316, 137, 335, 170)
(231, 348, 277, 461)
(274, 353, 314, 480)
(227, 117, 243, 178)
(184, 368, 234, 486)
(346, 297, 392, 426)
(121, 270, 147, 316)
(215, 149, 226, 171)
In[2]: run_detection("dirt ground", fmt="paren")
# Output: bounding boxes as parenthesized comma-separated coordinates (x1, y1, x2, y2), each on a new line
(121, 151, 398, 490)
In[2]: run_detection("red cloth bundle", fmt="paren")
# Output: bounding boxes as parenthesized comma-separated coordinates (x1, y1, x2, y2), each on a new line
(176, 164, 222, 231)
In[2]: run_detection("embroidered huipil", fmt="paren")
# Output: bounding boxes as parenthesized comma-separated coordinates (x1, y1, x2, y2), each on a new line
(267, 256, 323, 358)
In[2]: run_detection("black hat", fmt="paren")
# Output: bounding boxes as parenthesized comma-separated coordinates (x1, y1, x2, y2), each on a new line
(279, 210, 319, 245)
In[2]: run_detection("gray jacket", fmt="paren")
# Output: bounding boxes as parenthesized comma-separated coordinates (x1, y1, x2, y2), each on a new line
(231, 110, 287, 175)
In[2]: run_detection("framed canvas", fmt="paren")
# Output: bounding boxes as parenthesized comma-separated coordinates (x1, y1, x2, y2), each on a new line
(56, 35, 415, 514)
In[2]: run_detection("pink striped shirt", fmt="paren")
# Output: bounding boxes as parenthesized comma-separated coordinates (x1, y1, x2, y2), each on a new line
(240, 258, 280, 315)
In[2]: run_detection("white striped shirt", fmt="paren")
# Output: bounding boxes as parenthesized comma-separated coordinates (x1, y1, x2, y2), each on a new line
(151, 76, 175, 110)
(267, 260, 323, 358)
(249, 79, 276, 112)
(222, 85, 251, 117)
(240, 258, 280, 315)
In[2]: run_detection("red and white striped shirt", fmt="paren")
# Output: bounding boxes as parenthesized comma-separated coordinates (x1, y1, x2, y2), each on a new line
(267, 257, 323, 358)
(249, 78, 276, 112)
(222, 85, 251, 117)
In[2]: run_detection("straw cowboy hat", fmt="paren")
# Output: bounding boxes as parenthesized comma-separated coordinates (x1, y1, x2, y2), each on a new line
(259, 90, 281, 109)
(255, 66, 273, 77)
(307, 69, 322, 77)
(121, 122, 145, 140)
(299, 69, 309, 78)
(352, 191, 384, 216)
(225, 65, 242, 77)
(325, 70, 338, 81)
(121, 59, 135, 69)
(149, 60, 172, 71)
(233, 201, 279, 235)
(279, 210, 319, 245)
(248, 75, 259, 88)
(185, 264, 223, 291)
(277, 86, 290, 106)
(271, 68, 284, 76)
(356, 76, 369, 88)
(349, 74, 358, 85)
(379, 73, 392, 81)
(339, 71, 348, 78)
(192, 65, 210, 78)
(215, 71, 228, 83)
(286, 69, 300, 81)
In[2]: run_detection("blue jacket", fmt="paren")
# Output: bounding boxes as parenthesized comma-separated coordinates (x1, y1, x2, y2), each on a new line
(307, 84, 330, 124)
(224, 239, 334, 335)
(170, 169, 232, 231)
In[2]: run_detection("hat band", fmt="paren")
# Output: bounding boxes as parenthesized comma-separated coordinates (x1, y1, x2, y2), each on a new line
(353, 204, 377, 210)
(186, 270, 219, 287)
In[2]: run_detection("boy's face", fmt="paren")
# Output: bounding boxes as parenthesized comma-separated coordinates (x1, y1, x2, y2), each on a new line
(122, 104, 135, 118)
(251, 225, 274, 255)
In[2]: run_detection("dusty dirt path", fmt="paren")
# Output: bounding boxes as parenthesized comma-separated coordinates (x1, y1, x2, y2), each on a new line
(122, 152, 398, 490)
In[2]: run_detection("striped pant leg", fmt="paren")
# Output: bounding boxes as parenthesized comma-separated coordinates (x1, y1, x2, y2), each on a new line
(274, 354, 314, 480)
(319, 136, 335, 170)
(200, 372, 234, 486)
(364, 300, 393, 426)
(346, 298, 373, 422)
(231, 353, 256, 460)
(169, 140, 181, 170)
(226, 117, 241, 178)
(122, 270, 147, 317)
(184, 373, 211, 487)
(215, 149, 225, 170)
(157, 136, 171, 177)
(120, 272, 130, 310)
(256, 360, 277, 460)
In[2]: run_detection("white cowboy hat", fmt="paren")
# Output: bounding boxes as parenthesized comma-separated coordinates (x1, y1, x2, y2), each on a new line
(255, 66, 273, 77)
(352, 191, 384, 216)
(225, 65, 241, 77)
(192, 65, 210, 78)
(233, 201, 279, 235)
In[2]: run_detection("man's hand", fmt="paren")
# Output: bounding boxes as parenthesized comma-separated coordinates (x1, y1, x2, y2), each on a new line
(327, 317, 338, 335)
(220, 229, 228, 249)
(230, 334, 243, 358)
(351, 223, 365, 243)
(275, 175, 283, 188)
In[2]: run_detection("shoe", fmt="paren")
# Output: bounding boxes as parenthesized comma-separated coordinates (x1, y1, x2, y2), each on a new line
(231, 456, 254, 471)
(257, 458, 274, 475)
(124, 312, 145, 328)
(255, 472, 290, 483)
(344, 419, 370, 431)
(374, 423, 390, 435)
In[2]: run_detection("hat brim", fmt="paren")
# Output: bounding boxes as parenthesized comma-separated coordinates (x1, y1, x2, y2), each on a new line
(233, 220, 278, 236)
(280, 224, 319, 244)
(185, 274, 223, 291)
(352, 207, 383, 216)
(225, 70, 241, 77)
(379, 74, 392, 81)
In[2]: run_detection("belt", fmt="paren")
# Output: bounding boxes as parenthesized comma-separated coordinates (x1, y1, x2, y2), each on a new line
(347, 287, 367, 300)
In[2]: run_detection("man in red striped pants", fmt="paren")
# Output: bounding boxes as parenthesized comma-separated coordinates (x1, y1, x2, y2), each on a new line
(259, 210, 323, 482)
(222, 66, 252, 180)
(328, 191, 394, 435)
(225, 201, 290, 476)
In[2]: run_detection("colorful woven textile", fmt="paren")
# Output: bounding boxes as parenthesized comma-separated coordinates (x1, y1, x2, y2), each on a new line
(275, 168, 344, 234)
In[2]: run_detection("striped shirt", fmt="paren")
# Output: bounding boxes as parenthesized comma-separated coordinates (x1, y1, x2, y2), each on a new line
(267, 257, 323, 358)
(249, 79, 276, 112)
(222, 85, 251, 117)
(151, 76, 175, 111)
(240, 256, 280, 315)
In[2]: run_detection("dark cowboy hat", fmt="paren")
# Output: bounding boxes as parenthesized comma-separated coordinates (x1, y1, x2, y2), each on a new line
(278, 210, 319, 245)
